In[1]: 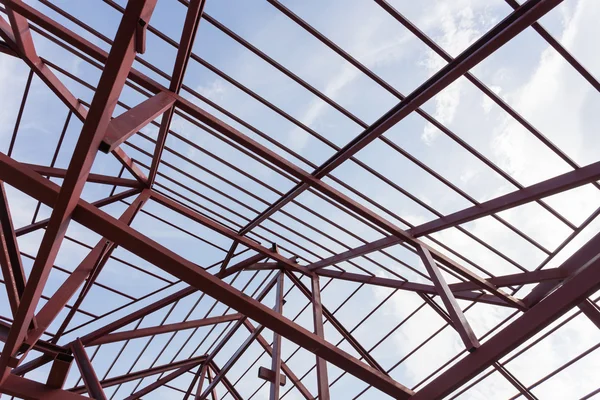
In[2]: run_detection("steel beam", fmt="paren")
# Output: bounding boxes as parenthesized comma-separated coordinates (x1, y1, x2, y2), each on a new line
(71, 339, 106, 400)
(0, 182, 27, 316)
(209, 361, 244, 400)
(88, 313, 243, 346)
(69, 356, 206, 393)
(24, 163, 141, 188)
(216, 252, 268, 279)
(148, 0, 206, 185)
(269, 272, 285, 400)
(412, 229, 600, 399)
(307, 159, 600, 272)
(418, 245, 480, 350)
(285, 271, 387, 374)
(122, 358, 202, 400)
(316, 269, 512, 307)
(14, 187, 140, 237)
(311, 274, 330, 400)
(100, 91, 175, 153)
(46, 353, 74, 389)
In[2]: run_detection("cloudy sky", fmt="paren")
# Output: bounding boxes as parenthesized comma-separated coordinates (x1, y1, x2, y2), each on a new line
(1, 0, 599, 399)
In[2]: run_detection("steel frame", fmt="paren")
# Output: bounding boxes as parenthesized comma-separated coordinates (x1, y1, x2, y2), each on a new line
(0, 0, 598, 398)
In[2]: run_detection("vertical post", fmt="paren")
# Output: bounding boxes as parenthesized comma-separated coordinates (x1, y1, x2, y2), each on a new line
(193, 363, 208, 399)
(269, 272, 284, 400)
(311, 274, 330, 400)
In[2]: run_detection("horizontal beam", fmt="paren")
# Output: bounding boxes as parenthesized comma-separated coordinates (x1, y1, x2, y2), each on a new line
(24, 163, 140, 187)
(88, 313, 243, 346)
(0, 154, 413, 399)
(316, 269, 515, 307)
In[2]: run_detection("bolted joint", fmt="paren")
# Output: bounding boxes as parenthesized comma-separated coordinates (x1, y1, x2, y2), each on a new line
(135, 19, 148, 54)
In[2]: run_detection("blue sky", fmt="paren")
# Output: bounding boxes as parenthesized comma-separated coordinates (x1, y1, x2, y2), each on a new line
(1, 0, 600, 399)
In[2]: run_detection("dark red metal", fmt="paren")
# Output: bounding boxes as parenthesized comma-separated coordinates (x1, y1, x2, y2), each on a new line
(88, 313, 243, 346)
(71, 338, 107, 400)
(311, 274, 330, 400)
(418, 244, 480, 350)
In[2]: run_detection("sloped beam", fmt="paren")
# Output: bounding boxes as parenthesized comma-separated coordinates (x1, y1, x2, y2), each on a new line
(100, 91, 175, 153)
(123, 358, 202, 400)
(209, 362, 244, 400)
(198, 325, 265, 399)
(71, 339, 106, 400)
(285, 271, 387, 374)
(309, 160, 600, 272)
(15, 187, 140, 237)
(0, 182, 27, 316)
(88, 313, 243, 346)
(148, 0, 206, 184)
(417, 244, 480, 350)
(412, 229, 600, 399)
(69, 356, 206, 394)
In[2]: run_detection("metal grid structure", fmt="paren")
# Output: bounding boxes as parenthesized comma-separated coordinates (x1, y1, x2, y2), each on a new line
(0, 0, 599, 398)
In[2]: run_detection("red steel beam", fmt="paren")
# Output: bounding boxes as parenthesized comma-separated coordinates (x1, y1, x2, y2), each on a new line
(308, 159, 600, 273)
(100, 91, 175, 153)
(46, 353, 74, 389)
(3, 0, 523, 310)
(148, 0, 206, 185)
(418, 245, 480, 350)
(69, 356, 207, 393)
(316, 269, 512, 308)
(71, 339, 106, 400)
(24, 163, 141, 188)
(0, 182, 27, 316)
(311, 274, 330, 400)
(216, 252, 269, 279)
(0, 0, 158, 379)
(122, 359, 202, 400)
(269, 272, 285, 400)
(88, 313, 243, 346)
(577, 299, 600, 330)
(0, 374, 88, 399)
(14, 187, 141, 237)
(206, 367, 219, 400)
(24, 191, 151, 350)
(412, 230, 600, 399)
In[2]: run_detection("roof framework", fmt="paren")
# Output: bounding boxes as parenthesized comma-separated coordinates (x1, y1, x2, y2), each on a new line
(0, 0, 598, 398)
